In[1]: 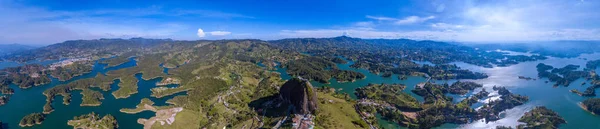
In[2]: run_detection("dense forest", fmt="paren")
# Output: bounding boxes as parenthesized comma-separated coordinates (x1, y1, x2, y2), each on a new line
(19, 113, 44, 127)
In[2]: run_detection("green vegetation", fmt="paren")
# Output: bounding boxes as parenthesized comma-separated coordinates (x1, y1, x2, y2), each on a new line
(19, 113, 45, 127)
(355, 83, 421, 110)
(585, 59, 600, 70)
(448, 81, 483, 95)
(536, 63, 588, 86)
(50, 61, 94, 81)
(0, 95, 7, 106)
(314, 91, 368, 129)
(67, 112, 118, 129)
(517, 106, 566, 129)
(479, 86, 529, 122)
(331, 69, 365, 82)
(112, 74, 138, 99)
(457, 89, 489, 109)
(101, 52, 136, 68)
(354, 81, 525, 129)
(411, 83, 453, 104)
(284, 56, 337, 83)
(120, 98, 156, 114)
(271, 36, 545, 69)
(582, 98, 600, 115)
(0, 64, 51, 89)
(0, 37, 546, 129)
(0, 85, 14, 94)
(43, 73, 116, 112)
(80, 89, 104, 106)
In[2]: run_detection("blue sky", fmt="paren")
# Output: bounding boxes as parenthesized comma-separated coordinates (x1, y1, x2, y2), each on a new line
(1, 0, 599, 45)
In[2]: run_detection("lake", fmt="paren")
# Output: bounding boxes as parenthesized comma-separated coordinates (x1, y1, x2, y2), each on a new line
(3, 52, 600, 129)
(0, 58, 185, 129)
(274, 53, 600, 129)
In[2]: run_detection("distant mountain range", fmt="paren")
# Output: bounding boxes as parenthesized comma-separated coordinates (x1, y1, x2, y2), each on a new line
(0, 44, 36, 56)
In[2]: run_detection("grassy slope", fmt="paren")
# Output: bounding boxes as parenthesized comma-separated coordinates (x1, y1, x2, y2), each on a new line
(315, 92, 368, 129)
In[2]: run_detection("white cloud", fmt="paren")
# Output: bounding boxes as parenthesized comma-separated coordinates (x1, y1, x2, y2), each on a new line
(395, 16, 435, 25)
(0, 1, 254, 44)
(366, 15, 436, 25)
(353, 21, 375, 28)
(209, 31, 231, 36)
(431, 23, 465, 30)
(197, 28, 206, 38)
(366, 15, 397, 21)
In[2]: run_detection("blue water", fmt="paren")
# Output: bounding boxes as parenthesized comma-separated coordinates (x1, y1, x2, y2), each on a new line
(0, 59, 60, 70)
(0, 58, 184, 129)
(269, 53, 600, 129)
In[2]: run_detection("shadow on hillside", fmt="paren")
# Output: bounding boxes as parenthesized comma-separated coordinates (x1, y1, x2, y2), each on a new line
(248, 95, 290, 118)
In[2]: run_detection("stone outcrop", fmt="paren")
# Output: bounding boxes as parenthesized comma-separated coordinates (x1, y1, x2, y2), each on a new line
(279, 77, 318, 114)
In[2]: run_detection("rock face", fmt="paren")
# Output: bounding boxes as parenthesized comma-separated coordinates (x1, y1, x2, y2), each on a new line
(279, 77, 318, 114)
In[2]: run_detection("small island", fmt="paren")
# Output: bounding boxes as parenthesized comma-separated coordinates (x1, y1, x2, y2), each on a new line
(581, 98, 600, 115)
(120, 98, 157, 114)
(67, 112, 118, 129)
(19, 113, 45, 127)
(479, 86, 529, 122)
(0, 96, 8, 106)
(518, 76, 535, 81)
(536, 63, 588, 86)
(517, 106, 566, 129)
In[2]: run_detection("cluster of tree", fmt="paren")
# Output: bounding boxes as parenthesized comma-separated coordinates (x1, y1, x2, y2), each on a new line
(0, 85, 14, 94)
(3, 38, 172, 62)
(582, 98, 600, 115)
(0, 95, 8, 106)
(50, 61, 94, 81)
(414, 103, 480, 129)
(536, 63, 588, 86)
(19, 113, 45, 127)
(68, 112, 118, 129)
(327, 56, 347, 64)
(393, 83, 526, 128)
(447, 81, 483, 95)
(517, 106, 566, 129)
(43, 73, 116, 113)
(381, 71, 393, 78)
(388, 64, 488, 80)
(411, 83, 454, 104)
(331, 69, 365, 82)
(284, 56, 336, 83)
(479, 86, 529, 122)
(354, 81, 504, 129)
(586, 59, 600, 70)
(284, 56, 366, 83)
(80, 89, 104, 106)
(270, 36, 546, 69)
(0, 64, 51, 89)
(572, 70, 600, 96)
(571, 84, 600, 97)
(457, 89, 490, 109)
(355, 83, 421, 111)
